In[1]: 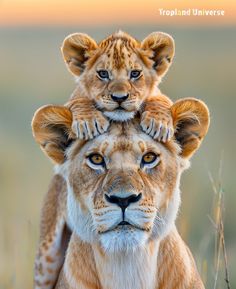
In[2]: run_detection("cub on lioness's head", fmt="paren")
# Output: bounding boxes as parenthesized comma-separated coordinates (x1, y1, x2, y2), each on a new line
(62, 30, 175, 141)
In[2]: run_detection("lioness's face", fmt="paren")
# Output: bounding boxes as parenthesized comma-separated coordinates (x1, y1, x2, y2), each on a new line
(32, 100, 209, 252)
(66, 122, 181, 252)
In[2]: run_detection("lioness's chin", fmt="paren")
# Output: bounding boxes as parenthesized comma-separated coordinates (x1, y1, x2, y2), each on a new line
(104, 110, 135, 122)
(99, 227, 149, 253)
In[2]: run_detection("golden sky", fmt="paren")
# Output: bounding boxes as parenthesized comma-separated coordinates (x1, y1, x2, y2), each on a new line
(0, 0, 235, 26)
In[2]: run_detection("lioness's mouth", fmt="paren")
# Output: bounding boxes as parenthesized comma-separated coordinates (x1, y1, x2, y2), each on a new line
(99, 221, 147, 234)
(118, 221, 130, 226)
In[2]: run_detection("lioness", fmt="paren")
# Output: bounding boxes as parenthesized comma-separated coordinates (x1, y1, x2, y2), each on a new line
(62, 30, 174, 141)
(32, 98, 209, 289)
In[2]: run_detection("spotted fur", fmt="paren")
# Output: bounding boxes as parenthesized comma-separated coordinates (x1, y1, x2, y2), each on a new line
(32, 98, 210, 289)
(62, 30, 175, 141)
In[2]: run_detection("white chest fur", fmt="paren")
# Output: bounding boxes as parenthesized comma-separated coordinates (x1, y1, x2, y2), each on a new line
(93, 241, 159, 289)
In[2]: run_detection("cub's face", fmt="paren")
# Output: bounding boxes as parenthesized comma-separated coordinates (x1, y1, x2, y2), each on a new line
(79, 47, 157, 121)
(65, 122, 181, 252)
(62, 31, 175, 121)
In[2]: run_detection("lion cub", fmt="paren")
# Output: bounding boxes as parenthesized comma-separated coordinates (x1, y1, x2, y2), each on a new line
(62, 30, 175, 142)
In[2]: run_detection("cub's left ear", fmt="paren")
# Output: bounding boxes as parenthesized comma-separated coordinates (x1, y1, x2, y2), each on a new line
(141, 32, 175, 77)
(171, 98, 210, 159)
(61, 33, 98, 76)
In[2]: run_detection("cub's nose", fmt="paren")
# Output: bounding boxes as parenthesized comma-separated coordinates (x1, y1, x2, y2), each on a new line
(111, 93, 129, 104)
(105, 193, 142, 212)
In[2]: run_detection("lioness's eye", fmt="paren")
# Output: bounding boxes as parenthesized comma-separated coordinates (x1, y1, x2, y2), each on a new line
(97, 70, 109, 80)
(130, 70, 141, 79)
(142, 152, 157, 164)
(88, 154, 105, 166)
(141, 152, 160, 169)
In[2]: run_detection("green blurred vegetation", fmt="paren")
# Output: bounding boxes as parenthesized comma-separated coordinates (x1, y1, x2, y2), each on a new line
(0, 26, 235, 288)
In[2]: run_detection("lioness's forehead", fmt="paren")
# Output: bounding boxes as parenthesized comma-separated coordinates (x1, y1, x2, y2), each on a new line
(86, 135, 150, 157)
(68, 122, 179, 160)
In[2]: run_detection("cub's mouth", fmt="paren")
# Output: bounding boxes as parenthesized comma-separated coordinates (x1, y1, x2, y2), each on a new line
(114, 107, 125, 111)
(104, 109, 136, 122)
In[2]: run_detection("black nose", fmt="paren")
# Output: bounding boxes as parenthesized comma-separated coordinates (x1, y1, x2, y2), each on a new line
(105, 193, 142, 212)
(111, 94, 129, 104)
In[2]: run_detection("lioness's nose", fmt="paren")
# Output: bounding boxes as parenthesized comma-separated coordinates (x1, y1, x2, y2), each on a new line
(111, 93, 129, 104)
(105, 193, 142, 212)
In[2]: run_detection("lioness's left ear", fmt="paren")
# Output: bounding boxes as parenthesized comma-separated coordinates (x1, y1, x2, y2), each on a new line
(171, 98, 210, 159)
(141, 32, 175, 77)
(32, 105, 75, 164)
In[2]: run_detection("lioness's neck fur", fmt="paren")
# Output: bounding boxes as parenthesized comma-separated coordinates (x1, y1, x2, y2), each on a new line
(57, 227, 203, 289)
(93, 240, 159, 289)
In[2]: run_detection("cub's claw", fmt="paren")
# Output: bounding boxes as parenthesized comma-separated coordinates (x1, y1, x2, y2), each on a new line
(72, 115, 109, 140)
(140, 112, 174, 142)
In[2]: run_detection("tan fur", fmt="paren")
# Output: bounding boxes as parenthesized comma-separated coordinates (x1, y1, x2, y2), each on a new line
(34, 174, 70, 289)
(32, 98, 209, 289)
(61, 31, 175, 141)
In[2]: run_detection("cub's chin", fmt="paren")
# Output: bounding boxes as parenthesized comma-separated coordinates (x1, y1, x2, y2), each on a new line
(104, 110, 135, 122)
(99, 225, 149, 253)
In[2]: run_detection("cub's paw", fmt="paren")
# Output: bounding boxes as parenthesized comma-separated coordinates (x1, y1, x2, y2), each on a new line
(140, 112, 174, 142)
(72, 113, 110, 140)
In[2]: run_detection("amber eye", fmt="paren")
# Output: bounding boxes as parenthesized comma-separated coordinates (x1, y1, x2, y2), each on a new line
(88, 154, 105, 166)
(97, 70, 109, 80)
(130, 70, 142, 79)
(142, 152, 157, 165)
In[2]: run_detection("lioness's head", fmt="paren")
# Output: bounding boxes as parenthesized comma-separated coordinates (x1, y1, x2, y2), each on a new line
(32, 99, 209, 253)
(61, 31, 174, 121)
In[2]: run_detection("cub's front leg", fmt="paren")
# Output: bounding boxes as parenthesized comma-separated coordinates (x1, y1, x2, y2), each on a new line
(141, 94, 174, 142)
(66, 97, 110, 140)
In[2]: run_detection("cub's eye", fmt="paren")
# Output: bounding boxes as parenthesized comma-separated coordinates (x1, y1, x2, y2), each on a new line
(130, 70, 142, 79)
(88, 154, 105, 166)
(97, 70, 109, 80)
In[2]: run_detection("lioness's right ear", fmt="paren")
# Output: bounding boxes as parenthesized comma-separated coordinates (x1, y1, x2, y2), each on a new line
(32, 105, 74, 164)
(171, 98, 210, 159)
(61, 33, 98, 76)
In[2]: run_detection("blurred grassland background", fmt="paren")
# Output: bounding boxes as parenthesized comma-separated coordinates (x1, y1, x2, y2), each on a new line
(0, 25, 236, 289)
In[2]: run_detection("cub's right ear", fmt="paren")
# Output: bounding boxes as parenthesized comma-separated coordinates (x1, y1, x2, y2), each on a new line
(61, 33, 98, 76)
(31, 105, 75, 164)
(141, 32, 175, 78)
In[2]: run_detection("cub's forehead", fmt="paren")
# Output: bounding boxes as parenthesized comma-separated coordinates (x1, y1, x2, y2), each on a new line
(99, 31, 139, 51)
(96, 53, 142, 71)
(95, 31, 142, 70)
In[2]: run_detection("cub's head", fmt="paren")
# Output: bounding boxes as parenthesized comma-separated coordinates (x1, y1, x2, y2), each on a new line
(32, 99, 209, 253)
(62, 31, 174, 121)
